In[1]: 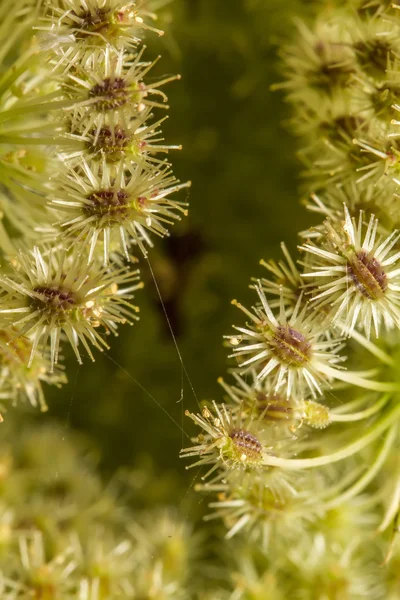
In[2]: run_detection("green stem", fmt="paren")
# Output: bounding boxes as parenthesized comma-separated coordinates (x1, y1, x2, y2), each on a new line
(317, 362, 400, 392)
(330, 393, 391, 422)
(332, 396, 372, 415)
(262, 403, 400, 469)
(322, 423, 397, 510)
(347, 328, 394, 366)
(378, 469, 400, 532)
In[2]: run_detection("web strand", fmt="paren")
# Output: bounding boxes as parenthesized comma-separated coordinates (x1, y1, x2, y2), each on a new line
(146, 254, 201, 410)
(104, 351, 191, 442)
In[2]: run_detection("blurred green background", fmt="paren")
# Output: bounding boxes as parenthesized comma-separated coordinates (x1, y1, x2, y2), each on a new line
(35, 0, 314, 507)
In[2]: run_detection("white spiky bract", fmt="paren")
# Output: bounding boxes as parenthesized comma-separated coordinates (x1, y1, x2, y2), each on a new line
(49, 157, 189, 263)
(198, 468, 323, 542)
(228, 286, 345, 400)
(255, 242, 302, 312)
(62, 47, 177, 139)
(301, 205, 400, 338)
(0, 329, 66, 412)
(181, 401, 266, 480)
(0, 246, 143, 369)
(61, 107, 181, 166)
(39, 0, 163, 64)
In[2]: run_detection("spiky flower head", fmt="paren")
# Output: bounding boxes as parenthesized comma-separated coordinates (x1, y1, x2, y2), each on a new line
(287, 532, 384, 600)
(181, 402, 265, 480)
(301, 205, 400, 338)
(228, 287, 345, 400)
(0, 245, 143, 369)
(62, 107, 180, 166)
(279, 17, 356, 104)
(2, 530, 77, 598)
(49, 157, 189, 262)
(63, 47, 177, 140)
(301, 184, 400, 238)
(39, 0, 163, 66)
(129, 508, 198, 596)
(255, 242, 302, 313)
(219, 373, 332, 430)
(73, 527, 136, 599)
(199, 468, 324, 543)
(219, 373, 300, 427)
(0, 329, 66, 412)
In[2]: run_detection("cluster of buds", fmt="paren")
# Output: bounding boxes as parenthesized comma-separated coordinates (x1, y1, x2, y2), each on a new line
(0, 0, 188, 414)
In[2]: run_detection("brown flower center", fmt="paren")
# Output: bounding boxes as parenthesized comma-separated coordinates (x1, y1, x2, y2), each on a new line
(32, 287, 76, 310)
(71, 8, 111, 37)
(85, 189, 130, 220)
(88, 127, 131, 160)
(89, 77, 129, 111)
(347, 250, 387, 300)
(230, 429, 262, 461)
(255, 391, 293, 422)
(270, 325, 312, 366)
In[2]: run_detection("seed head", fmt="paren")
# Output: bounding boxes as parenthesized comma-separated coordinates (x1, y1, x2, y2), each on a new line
(180, 402, 265, 479)
(63, 108, 180, 166)
(0, 329, 66, 412)
(301, 205, 400, 338)
(49, 157, 190, 263)
(0, 246, 143, 369)
(63, 47, 177, 141)
(228, 287, 345, 399)
(197, 467, 322, 542)
(39, 0, 163, 65)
